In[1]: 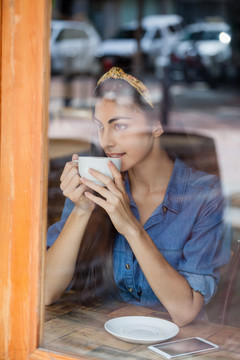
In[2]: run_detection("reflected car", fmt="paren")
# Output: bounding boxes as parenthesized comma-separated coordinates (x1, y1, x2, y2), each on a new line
(96, 15, 184, 72)
(155, 22, 232, 87)
(51, 20, 101, 75)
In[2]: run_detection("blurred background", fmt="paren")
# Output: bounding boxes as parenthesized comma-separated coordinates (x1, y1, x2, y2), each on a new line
(47, 0, 240, 327)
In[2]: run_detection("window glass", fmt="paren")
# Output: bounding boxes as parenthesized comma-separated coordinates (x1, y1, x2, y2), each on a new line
(168, 24, 177, 33)
(181, 29, 231, 41)
(113, 28, 146, 39)
(153, 29, 162, 39)
(56, 28, 88, 41)
(45, 1, 240, 359)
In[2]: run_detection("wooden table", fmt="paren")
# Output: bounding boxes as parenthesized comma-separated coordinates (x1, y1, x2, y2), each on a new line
(43, 295, 240, 359)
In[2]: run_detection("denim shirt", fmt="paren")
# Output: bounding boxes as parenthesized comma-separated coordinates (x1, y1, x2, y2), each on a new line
(47, 159, 231, 308)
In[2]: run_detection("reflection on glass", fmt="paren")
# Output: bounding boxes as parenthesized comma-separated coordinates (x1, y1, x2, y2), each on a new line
(44, 2, 240, 358)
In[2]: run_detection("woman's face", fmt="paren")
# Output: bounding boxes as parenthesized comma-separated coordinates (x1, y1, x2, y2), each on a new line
(94, 97, 159, 172)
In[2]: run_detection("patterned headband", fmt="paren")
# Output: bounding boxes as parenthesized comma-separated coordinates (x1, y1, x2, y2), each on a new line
(97, 67, 154, 108)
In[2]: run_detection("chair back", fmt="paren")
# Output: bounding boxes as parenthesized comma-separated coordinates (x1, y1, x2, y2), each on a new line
(161, 131, 220, 177)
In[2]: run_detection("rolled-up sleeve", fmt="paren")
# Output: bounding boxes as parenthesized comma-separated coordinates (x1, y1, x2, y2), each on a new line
(47, 198, 75, 248)
(179, 272, 216, 304)
(178, 181, 231, 304)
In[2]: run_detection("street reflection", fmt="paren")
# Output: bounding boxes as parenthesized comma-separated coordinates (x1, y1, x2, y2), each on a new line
(45, 0, 240, 357)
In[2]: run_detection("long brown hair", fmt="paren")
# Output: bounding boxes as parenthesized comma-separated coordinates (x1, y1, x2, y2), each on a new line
(72, 204, 118, 305)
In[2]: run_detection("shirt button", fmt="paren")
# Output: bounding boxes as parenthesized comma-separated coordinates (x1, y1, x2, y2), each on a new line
(163, 206, 167, 213)
(128, 288, 133, 293)
(125, 264, 130, 270)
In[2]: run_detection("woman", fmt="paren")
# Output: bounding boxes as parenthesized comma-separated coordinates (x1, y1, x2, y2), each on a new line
(45, 67, 230, 326)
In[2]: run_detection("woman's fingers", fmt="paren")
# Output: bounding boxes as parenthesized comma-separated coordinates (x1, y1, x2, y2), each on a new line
(60, 167, 80, 192)
(60, 161, 78, 182)
(87, 166, 122, 195)
(80, 176, 115, 201)
(84, 191, 109, 211)
(60, 154, 83, 196)
(60, 154, 79, 183)
(72, 153, 79, 161)
(107, 161, 125, 191)
(61, 177, 82, 198)
(67, 184, 88, 203)
(58, 154, 95, 211)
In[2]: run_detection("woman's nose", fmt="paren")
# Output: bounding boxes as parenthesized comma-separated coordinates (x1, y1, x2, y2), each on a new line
(99, 128, 115, 149)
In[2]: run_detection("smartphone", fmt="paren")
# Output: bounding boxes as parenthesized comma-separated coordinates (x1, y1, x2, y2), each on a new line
(148, 337, 219, 359)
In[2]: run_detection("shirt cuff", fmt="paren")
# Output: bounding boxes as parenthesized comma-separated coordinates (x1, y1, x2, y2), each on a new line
(179, 271, 217, 304)
(46, 221, 65, 247)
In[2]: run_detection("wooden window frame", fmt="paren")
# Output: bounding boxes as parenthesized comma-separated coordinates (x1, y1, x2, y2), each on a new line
(0, 1, 86, 359)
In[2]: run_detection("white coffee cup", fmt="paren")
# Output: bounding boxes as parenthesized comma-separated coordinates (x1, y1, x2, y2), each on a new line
(73, 156, 121, 186)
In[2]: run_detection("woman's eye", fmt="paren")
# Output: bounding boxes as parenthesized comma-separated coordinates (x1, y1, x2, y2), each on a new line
(95, 123, 103, 131)
(115, 124, 127, 131)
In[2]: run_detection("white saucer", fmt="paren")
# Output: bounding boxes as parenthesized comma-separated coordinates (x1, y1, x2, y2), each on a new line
(104, 316, 179, 344)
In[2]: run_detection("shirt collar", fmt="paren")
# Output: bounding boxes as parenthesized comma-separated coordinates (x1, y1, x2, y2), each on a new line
(125, 158, 189, 214)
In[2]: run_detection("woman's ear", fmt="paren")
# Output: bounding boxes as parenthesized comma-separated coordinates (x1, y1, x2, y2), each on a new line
(153, 123, 164, 137)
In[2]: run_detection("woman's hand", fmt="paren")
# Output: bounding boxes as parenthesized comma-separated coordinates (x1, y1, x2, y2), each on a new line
(81, 161, 139, 236)
(60, 154, 95, 213)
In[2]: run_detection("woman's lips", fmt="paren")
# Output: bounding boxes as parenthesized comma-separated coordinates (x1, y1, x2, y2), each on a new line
(106, 153, 126, 158)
